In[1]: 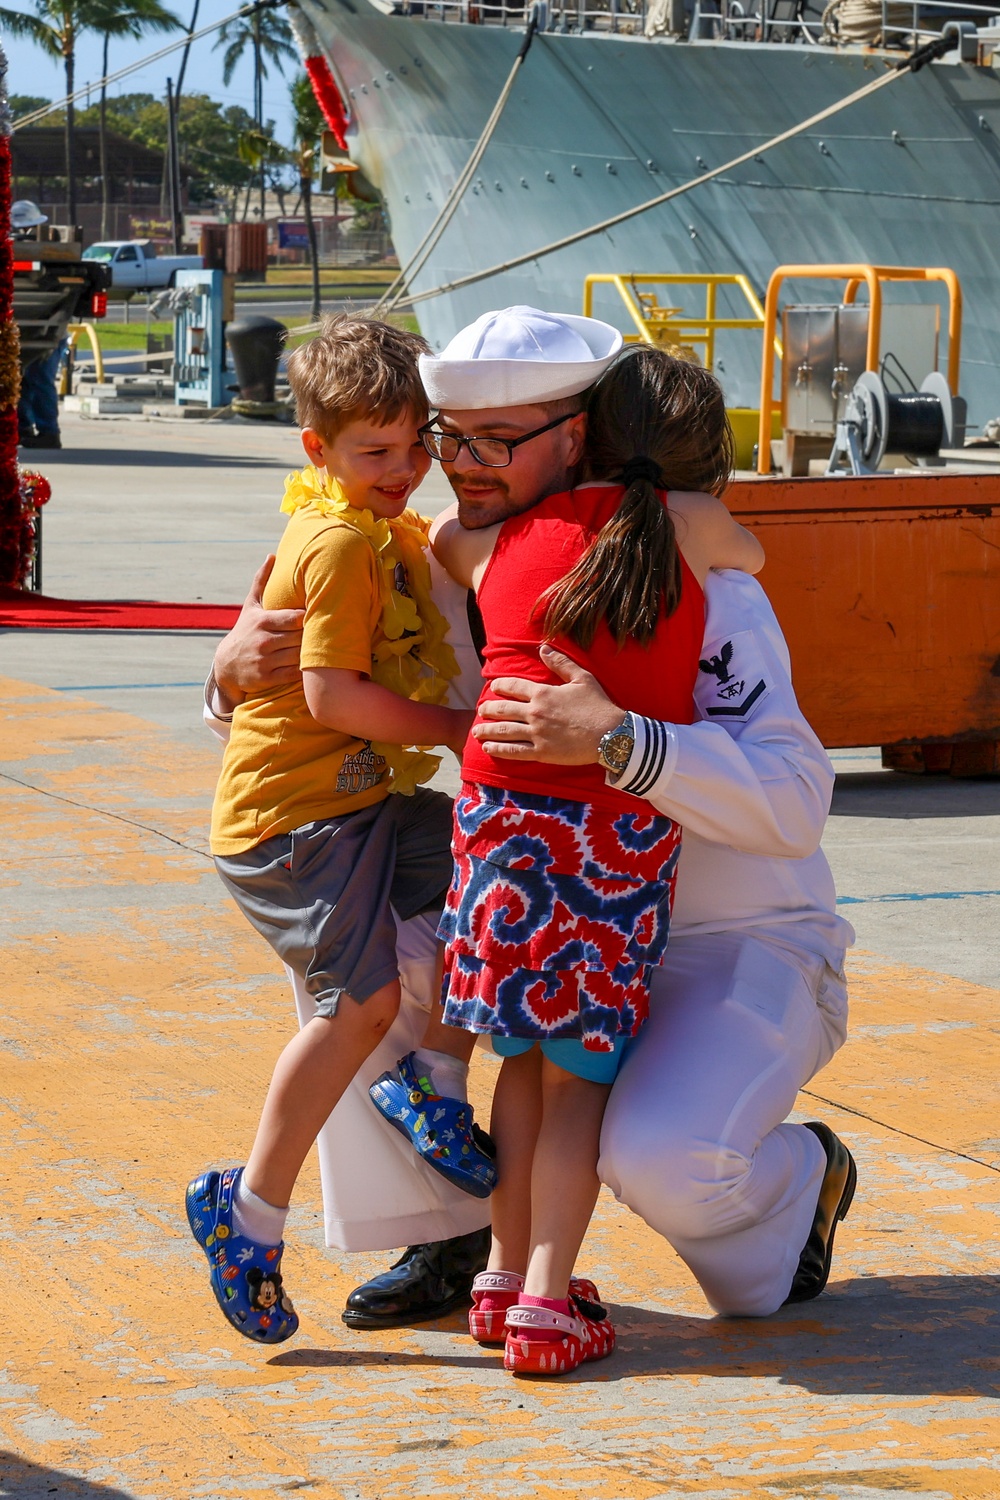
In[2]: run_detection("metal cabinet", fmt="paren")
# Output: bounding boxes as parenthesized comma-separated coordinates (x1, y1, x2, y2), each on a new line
(780, 301, 939, 473)
(782, 304, 869, 438)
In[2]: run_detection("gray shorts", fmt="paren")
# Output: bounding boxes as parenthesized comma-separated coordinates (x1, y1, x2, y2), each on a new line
(215, 788, 454, 1017)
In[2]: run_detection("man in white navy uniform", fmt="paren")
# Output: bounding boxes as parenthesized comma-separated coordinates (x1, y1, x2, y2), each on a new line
(205, 306, 855, 1324)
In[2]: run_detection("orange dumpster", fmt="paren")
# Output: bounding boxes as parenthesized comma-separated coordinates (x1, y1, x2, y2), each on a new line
(727, 471, 1000, 770)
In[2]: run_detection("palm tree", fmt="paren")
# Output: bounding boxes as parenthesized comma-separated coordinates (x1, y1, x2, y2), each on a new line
(290, 72, 323, 323)
(215, 6, 295, 222)
(0, 0, 102, 224)
(95, 0, 181, 237)
(0, 0, 177, 226)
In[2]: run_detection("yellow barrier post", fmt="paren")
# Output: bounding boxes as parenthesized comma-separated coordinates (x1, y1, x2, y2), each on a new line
(63, 321, 106, 390)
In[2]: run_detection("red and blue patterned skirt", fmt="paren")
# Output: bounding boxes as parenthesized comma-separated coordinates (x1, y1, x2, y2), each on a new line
(438, 782, 682, 1053)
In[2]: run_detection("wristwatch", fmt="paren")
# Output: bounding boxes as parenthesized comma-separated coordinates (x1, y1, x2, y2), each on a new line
(596, 712, 635, 775)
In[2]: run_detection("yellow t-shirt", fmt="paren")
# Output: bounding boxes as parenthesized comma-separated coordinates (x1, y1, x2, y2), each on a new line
(211, 505, 395, 856)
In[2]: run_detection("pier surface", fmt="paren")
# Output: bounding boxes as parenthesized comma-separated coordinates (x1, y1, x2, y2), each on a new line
(2, 416, 999, 1500)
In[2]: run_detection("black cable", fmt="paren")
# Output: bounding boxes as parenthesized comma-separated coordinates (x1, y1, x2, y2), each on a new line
(897, 30, 959, 72)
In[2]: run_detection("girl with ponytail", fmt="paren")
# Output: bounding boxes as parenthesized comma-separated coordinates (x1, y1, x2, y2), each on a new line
(429, 347, 762, 1378)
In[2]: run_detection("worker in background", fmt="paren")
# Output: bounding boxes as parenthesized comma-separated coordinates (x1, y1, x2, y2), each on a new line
(13, 201, 66, 452)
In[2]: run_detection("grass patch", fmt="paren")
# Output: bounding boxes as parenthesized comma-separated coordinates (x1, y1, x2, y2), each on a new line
(265, 265, 397, 286)
(78, 320, 173, 351)
(81, 308, 421, 357)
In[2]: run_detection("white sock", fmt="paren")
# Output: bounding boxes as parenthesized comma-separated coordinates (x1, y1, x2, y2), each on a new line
(412, 1048, 469, 1102)
(232, 1175, 288, 1247)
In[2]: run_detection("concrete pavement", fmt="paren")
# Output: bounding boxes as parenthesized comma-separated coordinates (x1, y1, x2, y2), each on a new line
(1, 412, 999, 1498)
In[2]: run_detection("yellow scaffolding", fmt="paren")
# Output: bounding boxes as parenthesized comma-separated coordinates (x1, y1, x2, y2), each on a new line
(583, 272, 783, 369)
(583, 273, 784, 468)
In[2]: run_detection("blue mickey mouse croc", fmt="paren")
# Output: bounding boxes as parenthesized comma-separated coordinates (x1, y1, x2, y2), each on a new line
(186, 1166, 299, 1344)
(369, 1053, 498, 1199)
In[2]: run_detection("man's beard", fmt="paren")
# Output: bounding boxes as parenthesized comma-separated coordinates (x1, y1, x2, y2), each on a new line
(448, 472, 515, 531)
(449, 469, 573, 530)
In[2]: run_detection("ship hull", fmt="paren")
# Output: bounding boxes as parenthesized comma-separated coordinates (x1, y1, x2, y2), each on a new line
(303, 0, 1000, 427)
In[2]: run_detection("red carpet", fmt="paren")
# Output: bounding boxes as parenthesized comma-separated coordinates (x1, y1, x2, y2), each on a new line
(0, 586, 240, 631)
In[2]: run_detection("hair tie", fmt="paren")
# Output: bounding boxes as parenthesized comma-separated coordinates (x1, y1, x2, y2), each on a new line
(620, 456, 664, 489)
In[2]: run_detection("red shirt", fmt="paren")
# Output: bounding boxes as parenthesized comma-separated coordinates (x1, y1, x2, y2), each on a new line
(462, 484, 704, 811)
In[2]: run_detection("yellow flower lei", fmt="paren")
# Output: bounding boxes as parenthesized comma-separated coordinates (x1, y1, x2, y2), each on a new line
(281, 465, 459, 794)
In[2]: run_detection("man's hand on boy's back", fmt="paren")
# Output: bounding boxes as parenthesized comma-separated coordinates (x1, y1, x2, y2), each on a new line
(214, 555, 305, 705)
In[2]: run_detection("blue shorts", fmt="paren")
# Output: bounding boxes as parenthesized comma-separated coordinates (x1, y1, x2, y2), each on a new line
(489, 1034, 629, 1084)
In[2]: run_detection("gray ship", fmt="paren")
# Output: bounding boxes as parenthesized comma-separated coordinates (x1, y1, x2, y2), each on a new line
(300, 0, 1000, 428)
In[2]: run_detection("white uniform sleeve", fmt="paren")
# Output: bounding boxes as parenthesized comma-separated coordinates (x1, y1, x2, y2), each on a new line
(612, 571, 834, 858)
(203, 671, 233, 745)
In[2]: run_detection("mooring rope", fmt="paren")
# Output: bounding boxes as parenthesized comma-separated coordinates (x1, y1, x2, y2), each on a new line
(376, 6, 539, 314)
(381, 31, 958, 315)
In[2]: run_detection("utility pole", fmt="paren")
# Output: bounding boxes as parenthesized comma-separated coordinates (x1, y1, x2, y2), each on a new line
(253, 12, 265, 224)
(165, 76, 182, 253)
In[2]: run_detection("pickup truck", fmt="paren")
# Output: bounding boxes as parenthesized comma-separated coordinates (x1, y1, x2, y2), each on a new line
(81, 239, 203, 291)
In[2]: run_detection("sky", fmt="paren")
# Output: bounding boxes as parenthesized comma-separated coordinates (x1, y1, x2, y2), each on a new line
(2, 0, 297, 146)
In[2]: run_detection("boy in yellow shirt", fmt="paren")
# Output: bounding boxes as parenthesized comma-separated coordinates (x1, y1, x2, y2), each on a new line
(187, 317, 478, 1344)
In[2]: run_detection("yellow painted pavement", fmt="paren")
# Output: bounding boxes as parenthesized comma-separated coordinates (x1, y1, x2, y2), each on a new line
(1, 676, 999, 1500)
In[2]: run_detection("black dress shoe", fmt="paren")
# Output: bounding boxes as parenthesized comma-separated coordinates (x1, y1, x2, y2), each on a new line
(784, 1120, 857, 1305)
(342, 1225, 491, 1329)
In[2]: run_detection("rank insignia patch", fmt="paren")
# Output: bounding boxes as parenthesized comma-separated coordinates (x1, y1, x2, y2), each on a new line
(696, 632, 771, 721)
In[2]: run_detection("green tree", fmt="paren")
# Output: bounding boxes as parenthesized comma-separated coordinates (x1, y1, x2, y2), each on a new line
(0, 0, 179, 224)
(215, 5, 295, 220)
(67, 92, 258, 211)
(178, 97, 258, 206)
(9, 93, 51, 118)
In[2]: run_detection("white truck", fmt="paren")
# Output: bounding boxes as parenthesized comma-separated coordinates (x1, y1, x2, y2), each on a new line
(81, 239, 203, 291)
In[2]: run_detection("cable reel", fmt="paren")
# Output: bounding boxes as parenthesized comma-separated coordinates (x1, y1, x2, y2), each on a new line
(827, 371, 967, 475)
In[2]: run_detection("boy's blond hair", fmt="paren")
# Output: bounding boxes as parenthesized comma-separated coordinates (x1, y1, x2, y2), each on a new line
(286, 315, 431, 439)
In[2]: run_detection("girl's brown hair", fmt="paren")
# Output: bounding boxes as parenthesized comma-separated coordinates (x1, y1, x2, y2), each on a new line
(542, 348, 734, 649)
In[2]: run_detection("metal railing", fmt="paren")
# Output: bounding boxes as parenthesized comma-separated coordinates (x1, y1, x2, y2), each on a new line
(401, 0, 1000, 44)
(689, 0, 824, 41)
(877, 0, 999, 45)
(583, 271, 782, 370)
(406, 0, 652, 33)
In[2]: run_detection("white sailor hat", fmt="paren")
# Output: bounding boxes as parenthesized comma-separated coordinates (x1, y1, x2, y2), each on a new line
(419, 305, 623, 409)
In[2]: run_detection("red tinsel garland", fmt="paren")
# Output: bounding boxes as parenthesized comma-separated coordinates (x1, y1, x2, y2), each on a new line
(0, 123, 26, 587)
(304, 54, 349, 154)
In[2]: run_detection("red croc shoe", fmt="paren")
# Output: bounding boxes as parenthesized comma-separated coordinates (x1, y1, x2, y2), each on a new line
(470, 1274, 606, 1346)
(503, 1288, 616, 1376)
(470, 1270, 523, 1345)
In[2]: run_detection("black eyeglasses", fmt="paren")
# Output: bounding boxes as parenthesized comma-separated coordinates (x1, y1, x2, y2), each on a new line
(418, 412, 576, 468)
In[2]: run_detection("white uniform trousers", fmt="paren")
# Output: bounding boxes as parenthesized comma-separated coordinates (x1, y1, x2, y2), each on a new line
(291, 910, 491, 1252)
(599, 929, 849, 1317)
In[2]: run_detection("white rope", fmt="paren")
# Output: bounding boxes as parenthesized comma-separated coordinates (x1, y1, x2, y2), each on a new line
(377, 9, 539, 314)
(388, 59, 913, 313)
